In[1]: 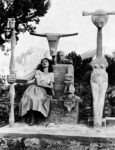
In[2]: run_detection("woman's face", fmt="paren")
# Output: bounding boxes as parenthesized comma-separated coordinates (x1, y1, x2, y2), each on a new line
(41, 59, 49, 68)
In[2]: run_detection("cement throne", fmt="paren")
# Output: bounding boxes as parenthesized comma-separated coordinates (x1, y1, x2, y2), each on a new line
(47, 55, 81, 125)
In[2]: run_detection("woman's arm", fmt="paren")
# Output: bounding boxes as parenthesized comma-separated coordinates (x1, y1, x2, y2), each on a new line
(37, 81, 53, 89)
(27, 78, 35, 84)
(37, 81, 55, 97)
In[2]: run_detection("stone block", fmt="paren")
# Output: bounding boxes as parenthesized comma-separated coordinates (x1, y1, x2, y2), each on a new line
(53, 64, 74, 98)
(47, 99, 79, 124)
(104, 117, 115, 126)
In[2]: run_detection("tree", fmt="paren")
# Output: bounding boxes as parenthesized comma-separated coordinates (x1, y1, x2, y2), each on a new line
(106, 55, 115, 86)
(66, 51, 82, 82)
(0, 0, 51, 45)
(66, 51, 92, 83)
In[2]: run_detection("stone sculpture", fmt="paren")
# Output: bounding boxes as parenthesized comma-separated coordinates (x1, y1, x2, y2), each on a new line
(30, 32, 78, 64)
(57, 51, 73, 64)
(7, 18, 16, 127)
(83, 10, 115, 126)
(90, 58, 108, 126)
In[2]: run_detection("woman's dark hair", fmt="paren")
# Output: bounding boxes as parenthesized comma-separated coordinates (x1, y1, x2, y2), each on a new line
(36, 58, 53, 72)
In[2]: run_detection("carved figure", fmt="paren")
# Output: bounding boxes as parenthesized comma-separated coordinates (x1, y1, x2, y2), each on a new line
(90, 58, 108, 126)
(7, 18, 16, 127)
(64, 73, 75, 94)
(63, 69, 82, 113)
(63, 93, 82, 112)
(83, 9, 115, 127)
(57, 51, 73, 64)
(20, 58, 54, 126)
(56, 50, 74, 95)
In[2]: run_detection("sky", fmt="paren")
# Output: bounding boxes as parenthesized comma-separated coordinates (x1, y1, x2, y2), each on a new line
(1, 0, 115, 76)
(15, 0, 115, 55)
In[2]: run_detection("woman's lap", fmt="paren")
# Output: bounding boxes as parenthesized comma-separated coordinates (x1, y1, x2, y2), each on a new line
(20, 84, 50, 117)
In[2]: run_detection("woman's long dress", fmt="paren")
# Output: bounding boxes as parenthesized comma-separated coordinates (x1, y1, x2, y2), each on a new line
(20, 70, 54, 117)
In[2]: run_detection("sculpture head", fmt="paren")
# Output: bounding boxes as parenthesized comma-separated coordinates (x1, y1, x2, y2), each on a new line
(57, 51, 65, 63)
(64, 73, 75, 94)
(91, 10, 109, 28)
(64, 73, 73, 84)
(50, 48, 57, 57)
(47, 36, 59, 57)
(94, 17, 106, 28)
(64, 94, 76, 112)
(7, 18, 15, 29)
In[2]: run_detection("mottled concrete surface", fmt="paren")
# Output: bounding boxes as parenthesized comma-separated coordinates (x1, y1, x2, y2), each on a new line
(0, 123, 115, 149)
(0, 123, 115, 138)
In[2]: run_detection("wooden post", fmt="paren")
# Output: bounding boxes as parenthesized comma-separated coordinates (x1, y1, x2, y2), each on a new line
(8, 18, 16, 127)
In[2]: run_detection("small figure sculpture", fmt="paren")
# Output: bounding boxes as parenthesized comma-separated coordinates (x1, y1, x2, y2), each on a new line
(64, 73, 75, 94)
(63, 72, 82, 113)
(63, 93, 82, 112)
(57, 51, 73, 64)
(90, 58, 108, 126)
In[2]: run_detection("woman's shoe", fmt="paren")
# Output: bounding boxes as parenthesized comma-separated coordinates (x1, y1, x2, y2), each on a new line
(29, 111, 36, 126)
(29, 119, 36, 126)
(26, 117, 30, 124)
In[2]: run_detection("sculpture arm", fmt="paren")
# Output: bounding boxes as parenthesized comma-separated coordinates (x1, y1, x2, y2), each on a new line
(59, 33, 78, 37)
(30, 32, 47, 37)
(83, 11, 115, 16)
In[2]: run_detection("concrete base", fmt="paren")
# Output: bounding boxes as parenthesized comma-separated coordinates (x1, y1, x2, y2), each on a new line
(48, 99, 79, 125)
(1, 123, 115, 149)
(103, 117, 115, 126)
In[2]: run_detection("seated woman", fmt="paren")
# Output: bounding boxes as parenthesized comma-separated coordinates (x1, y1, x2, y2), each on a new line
(19, 58, 54, 126)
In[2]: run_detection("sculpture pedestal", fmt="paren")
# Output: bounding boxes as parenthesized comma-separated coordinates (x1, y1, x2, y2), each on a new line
(1, 124, 115, 149)
(103, 117, 115, 126)
(47, 99, 79, 125)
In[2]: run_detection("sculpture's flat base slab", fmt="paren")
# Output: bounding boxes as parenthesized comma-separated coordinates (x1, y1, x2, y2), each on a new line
(0, 123, 115, 149)
(104, 117, 115, 126)
(0, 123, 115, 138)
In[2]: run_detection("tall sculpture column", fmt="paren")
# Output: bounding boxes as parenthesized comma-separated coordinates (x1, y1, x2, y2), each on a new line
(30, 32, 78, 64)
(83, 10, 115, 127)
(8, 18, 16, 127)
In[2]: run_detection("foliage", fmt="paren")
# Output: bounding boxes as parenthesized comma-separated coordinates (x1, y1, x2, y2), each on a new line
(66, 51, 115, 87)
(0, 0, 51, 45)
(66, 51, 92, 83)
(66, 51, 115, 124)
(105, 55, 115, 86)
